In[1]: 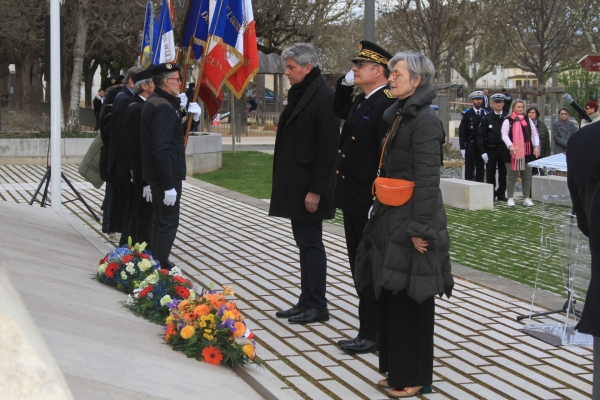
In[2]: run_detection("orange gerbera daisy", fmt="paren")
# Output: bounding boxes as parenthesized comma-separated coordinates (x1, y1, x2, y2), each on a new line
(202, 345, 223, 365)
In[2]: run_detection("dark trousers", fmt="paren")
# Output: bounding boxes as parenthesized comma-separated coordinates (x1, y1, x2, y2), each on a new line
(102, 182, 114, 233)
(150, 180, 182, 270)
(465, 141, 484, 182)
(127, 183, 153, 250)
(291, 218, 327, 310)
(342, 210, 378, 341)
(379, 289, 434, 388)
(113, 177, 132, 246)
(486, 146, 507, 197)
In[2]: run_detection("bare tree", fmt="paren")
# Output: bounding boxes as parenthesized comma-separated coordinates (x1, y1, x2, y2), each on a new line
(378, 0, 478, 81)
(486, 0, 596, 116)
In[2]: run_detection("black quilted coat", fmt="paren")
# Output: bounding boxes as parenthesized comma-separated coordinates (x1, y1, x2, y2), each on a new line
(355, 85, 453, 304)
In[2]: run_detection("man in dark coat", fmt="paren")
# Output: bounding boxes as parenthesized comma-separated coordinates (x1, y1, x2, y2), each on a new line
(270, 43, 340, 324)
(476, 93, 508, 201)
(140, 63, 200, 270)
(333, 40, 396, 354)
(459, 91, 487, 182)
(108, 66, 143, 245)
(501, 88, 513, 114)
(124, 68, 155, 248)
(93, 89, 104, 131)
(98, 75, 124, 237)
(566, 125, 600, 398)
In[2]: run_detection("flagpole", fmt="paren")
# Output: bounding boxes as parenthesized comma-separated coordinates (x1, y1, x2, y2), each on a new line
(230, 89, 236, 157)
(174, 0, 193, 64)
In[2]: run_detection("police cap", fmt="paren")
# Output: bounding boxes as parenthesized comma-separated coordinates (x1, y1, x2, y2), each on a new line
(491, 93, 506, 102)
(351, 40, 392, 68)
(469, 90, 484, 100)
(151, 62, 181, 76)
(101, 75, 124, 90)
(132, 68, 153, 83)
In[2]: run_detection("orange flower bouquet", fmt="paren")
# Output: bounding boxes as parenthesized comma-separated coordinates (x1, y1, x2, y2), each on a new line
(164, 285, 258, 367)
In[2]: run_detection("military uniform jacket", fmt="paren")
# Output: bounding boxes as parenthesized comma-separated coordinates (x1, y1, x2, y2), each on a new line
(332, 77, 396, 216)
(108, 86, 134, 180)
(125, 95, 148, 186)
(140, 87, 186, 190)
(458, 108, 487, 149)
(476, 111, 505, 154)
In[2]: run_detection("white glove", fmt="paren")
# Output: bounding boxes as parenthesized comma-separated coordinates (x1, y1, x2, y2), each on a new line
(460, 149, 466, 158)
(342, 70, 355, 86)
(368, 204, 373, 219)
(143, 185, 152, 202)
(163, 188, 177, 206)
(188, 102, 201, 122)
(481, 153, 489, 163)
(178, 93, 188, 109)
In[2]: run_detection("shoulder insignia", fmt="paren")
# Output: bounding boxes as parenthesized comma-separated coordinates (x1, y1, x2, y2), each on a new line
(483, 109, 489, 114)
(384, 89, 394, 98)
(462, 108, 471, 114)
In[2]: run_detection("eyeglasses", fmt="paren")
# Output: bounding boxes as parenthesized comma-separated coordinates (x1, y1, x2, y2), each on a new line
(167, 76, 181, 83)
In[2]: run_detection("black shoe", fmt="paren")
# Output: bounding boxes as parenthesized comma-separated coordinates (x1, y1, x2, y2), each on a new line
(288, 307, 329, 324)
(275, 304, 308, 318)
(496, 195, 508, 201)
(342, 338, 378, 354)
(338, 336, 358, 348)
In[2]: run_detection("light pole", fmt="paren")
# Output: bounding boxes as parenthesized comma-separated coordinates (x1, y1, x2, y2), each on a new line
(365, 0, 375, 41)
(50, 0, 62, 211)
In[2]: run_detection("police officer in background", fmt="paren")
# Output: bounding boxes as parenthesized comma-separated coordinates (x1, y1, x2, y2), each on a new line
(124, 68, 155, 248)
(501, 88, 513, 114)
(459, 91, 487, 182)
(333, 40, 396, 355)
(482, 89, 490, 111)
(477, 93, 508, 201)
(140, 63, 201, 270)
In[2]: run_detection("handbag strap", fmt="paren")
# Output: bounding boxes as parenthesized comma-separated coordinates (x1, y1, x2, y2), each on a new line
(377, 115, 402, 174)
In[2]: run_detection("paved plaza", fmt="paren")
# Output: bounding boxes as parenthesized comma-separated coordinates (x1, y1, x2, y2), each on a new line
(0, 163, 594, 399)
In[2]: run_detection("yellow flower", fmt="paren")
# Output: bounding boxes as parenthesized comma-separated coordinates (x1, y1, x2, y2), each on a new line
(165, 315, 175, 324)
(242, 344, 255, 358)
(203, 333, 214, 340)
(180, 325, 196, 340)
(222, 310, 236, 321)
(222, 286, 235, 296)
(200, 315, 208, 322)
(207, 314, 215, 321)
(199, 321, 207, 328)
(204, 329, 212, 334)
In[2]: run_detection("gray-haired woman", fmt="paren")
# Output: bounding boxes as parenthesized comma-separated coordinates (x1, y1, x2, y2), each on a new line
(354, 51, 453, 398)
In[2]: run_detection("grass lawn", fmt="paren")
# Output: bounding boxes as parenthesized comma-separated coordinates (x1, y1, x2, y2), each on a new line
(194, 151, 575, 297)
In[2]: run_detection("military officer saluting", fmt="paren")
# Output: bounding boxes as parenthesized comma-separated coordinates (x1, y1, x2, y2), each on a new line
(333, 40, 396, 355)
(476, 93, 508, 201)
(459, 91, 487, 182)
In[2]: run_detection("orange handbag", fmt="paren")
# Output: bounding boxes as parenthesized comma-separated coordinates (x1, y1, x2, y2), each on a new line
(371, 116, 415, 207)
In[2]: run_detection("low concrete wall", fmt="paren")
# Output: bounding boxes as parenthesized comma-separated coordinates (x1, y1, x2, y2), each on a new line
(440, 178, 494, 210)
(0, 133, 222, 175)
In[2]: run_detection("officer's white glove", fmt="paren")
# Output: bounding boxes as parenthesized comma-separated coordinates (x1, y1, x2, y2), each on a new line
(368, 204, 373, 219)
(143, 185, 152, 202)
(481, 153, 489, 163)
(342, 70, 355, 86)
(460, 149, 466, 158)
(188, 102, 201, 122)
(178, 93, 188, 109)
(163, 188, 177, 206)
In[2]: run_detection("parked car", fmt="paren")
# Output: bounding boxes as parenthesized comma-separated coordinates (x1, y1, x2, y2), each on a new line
(246, 88, 277, 104)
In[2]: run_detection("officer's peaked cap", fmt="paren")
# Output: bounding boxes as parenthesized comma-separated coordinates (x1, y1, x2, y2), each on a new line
(351, 40, 392, 68)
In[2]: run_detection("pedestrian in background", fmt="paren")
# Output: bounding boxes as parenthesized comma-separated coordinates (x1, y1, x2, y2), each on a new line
(581, 101, 600, 127)
(270, 43, 340, 325)
(527, 106, 550, 176)
(551, 107, 576, 154)
(459, 91, 487, 182)
(477, 93, 507, 201)
(93, 89, 104, 131)
(501, 100, 540, 206)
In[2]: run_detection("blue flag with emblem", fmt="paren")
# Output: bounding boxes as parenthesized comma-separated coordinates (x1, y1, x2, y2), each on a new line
(140, 1, 155, 68)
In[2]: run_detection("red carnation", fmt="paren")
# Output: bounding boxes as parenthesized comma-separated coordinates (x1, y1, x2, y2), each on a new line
(174, 286, 190, 299)
(122, 254, 134, 264)
(139, 254, 150, 259)
(173, 276, 187, 284)
(138, 285, 154, 298)
(105, 262, 119, 279)
(159, 269, 169, 275)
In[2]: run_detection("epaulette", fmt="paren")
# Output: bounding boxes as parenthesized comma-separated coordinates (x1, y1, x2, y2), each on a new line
(483, 109, 489, 114)
(462, 108, 471, 114)
(383, 89, 394, 98)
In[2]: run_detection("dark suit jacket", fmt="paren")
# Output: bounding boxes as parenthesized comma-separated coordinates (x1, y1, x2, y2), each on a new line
(93, 96, 103, 118)
(108, 86, 134, 180)
(269, 74, 340, 220)
(567, 124, 600, 335)
(332, 77, 396, 216)
(125, 95, 147, 186)
(459, 108, 487, 149)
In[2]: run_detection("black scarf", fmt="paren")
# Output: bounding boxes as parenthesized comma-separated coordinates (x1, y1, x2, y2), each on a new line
(277, 66, 321, 134)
